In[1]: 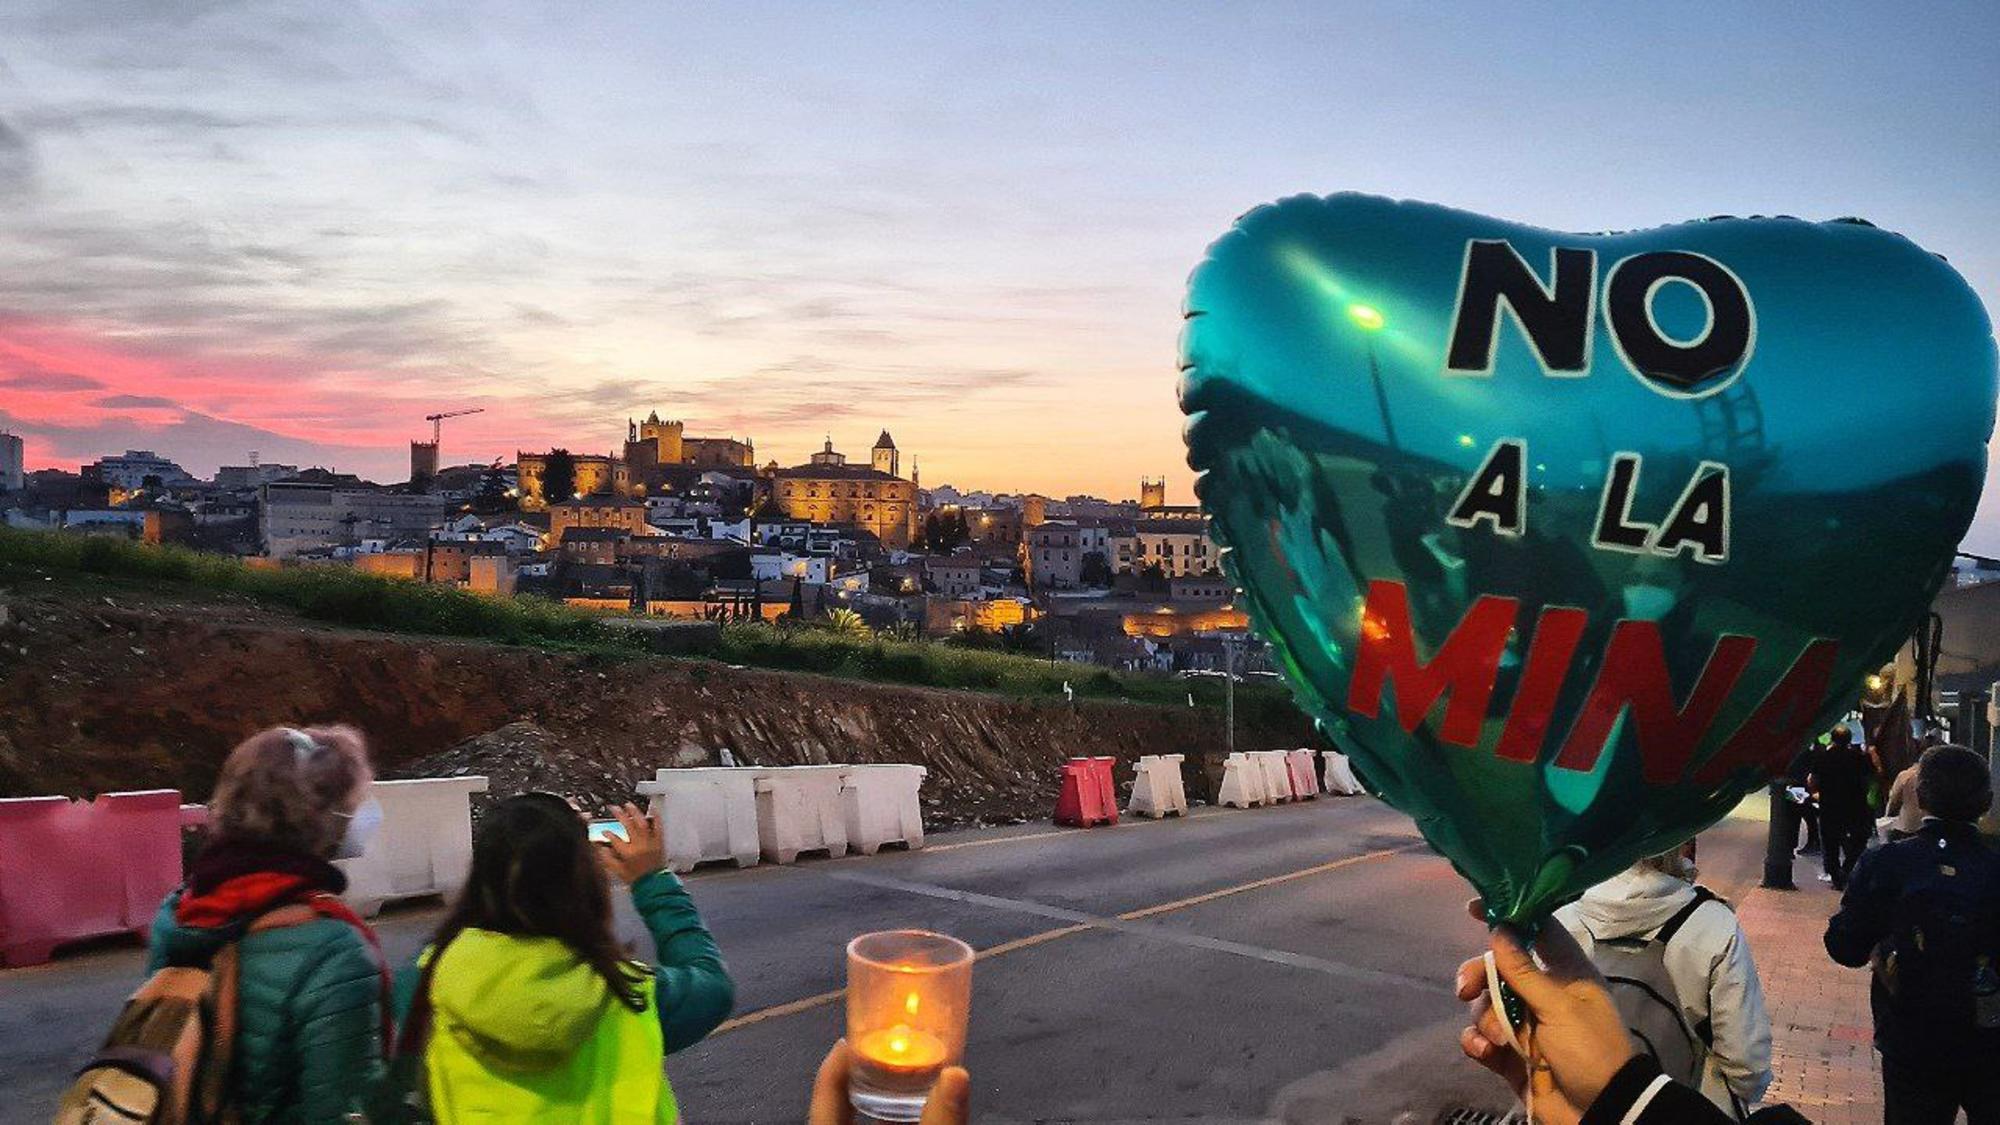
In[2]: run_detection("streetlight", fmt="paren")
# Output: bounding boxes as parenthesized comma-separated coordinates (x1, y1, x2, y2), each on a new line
(1347, 304, 1396, 450)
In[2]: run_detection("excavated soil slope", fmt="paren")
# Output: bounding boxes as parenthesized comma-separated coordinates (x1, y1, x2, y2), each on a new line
(0, 589, 1314, 824)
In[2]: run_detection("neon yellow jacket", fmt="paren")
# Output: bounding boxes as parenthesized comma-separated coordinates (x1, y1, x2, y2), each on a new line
(405, 871, 734, 1123)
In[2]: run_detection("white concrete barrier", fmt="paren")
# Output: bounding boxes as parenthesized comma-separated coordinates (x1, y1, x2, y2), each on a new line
(842, 764, 927, 855)
(641, 768, 761, 873)
(1127, 754, 1188, 819)
(1322, 750, 1366, 796)
(1217, 752, 1268, 809)
(1284, 749, 1319, 801)
(751, 765, 851, 864)
(1249, 750, 1293, 804)
(338, 776, 488, 917)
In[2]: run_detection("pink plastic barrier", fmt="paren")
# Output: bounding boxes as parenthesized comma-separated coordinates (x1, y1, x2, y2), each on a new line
(0, 790, 186, 967)
(1054, 757, 1118, 827)
(1284, 749, 1319, 801)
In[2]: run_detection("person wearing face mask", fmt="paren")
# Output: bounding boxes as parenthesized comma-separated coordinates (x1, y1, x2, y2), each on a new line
(145, 724, 390, 1123)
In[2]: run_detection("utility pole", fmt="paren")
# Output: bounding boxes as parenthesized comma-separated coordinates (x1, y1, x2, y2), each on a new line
(1223, 637, 1236, 758)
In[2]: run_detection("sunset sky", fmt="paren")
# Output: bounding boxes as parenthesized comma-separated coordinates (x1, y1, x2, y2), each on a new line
(2, 3, 1998, 544)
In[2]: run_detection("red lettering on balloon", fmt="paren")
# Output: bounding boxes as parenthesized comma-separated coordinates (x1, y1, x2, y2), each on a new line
(1553, 622, 1758, 781)
(1693, 638, 1842, 785)
(1494, 606, 1589, 762)
(1346, 579, 1515, 748)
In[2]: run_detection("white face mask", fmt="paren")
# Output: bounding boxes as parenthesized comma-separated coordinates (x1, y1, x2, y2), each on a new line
(333, 798, 382, 860)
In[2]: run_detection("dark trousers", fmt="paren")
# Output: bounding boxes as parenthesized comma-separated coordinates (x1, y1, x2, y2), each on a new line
(1883, 1051, 2000, 1125)
(1822, 816, 1868, 887)
(1796, 802, 1821, 851)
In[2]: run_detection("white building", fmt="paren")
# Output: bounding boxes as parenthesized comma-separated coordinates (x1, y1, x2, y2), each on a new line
(214, 464, 299, 490)
(261, 481, 449, 558)
(752, 552, 831, 583)
(88, 450, 191, 490)
(0, 432, 22, 492)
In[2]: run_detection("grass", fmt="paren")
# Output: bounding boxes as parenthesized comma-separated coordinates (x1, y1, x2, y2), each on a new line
(0, 527, 603, 646)
(0, 527, 1300, 715)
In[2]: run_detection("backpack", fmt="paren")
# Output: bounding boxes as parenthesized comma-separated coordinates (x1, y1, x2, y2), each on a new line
(1878, 838, 2000, 1028)
(1586, 886, 1723, 1091)
(51, 904, 317, 1125)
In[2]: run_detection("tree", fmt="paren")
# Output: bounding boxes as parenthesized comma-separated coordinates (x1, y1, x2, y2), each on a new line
(471, 462, 517, 514)
(1079, 551, 1113, 587)
(921, 510, 969, 553)
(825, 607, 871, 638)
(788, 578, 805, 619)
(541, 449, 577, 506)
(1138, 562, 1169, 594)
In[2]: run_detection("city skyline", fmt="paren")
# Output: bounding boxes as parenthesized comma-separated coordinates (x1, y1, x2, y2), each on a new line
(2, 4, 1999, 546)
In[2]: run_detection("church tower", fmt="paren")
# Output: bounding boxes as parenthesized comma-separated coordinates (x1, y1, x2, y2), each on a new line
(872, 430, 899, 478)
(1140, 476, 1167, 511)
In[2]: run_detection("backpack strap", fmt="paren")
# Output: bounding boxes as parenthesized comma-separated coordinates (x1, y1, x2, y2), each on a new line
(1656, 885, 1722, 947)
(196, 903, 322, 1124)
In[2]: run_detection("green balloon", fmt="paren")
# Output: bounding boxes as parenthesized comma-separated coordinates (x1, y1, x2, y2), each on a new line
(1181, 194, 1995, 924)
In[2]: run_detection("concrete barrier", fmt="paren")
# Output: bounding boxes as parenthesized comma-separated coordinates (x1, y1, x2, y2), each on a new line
(1127, 754, 1188, 819)
(1249, 750, 1294, 804)
(641, 768, 761, 873)
(842, 764, 927, 854)
(1323, 750, 1367, 796)
(1217, 753, 1268, 809)
(0, 790, 186, 967)
(1055, 757, 1118, 827)
(1284, 749, 1320, 801)
(338, 776, 489, 917)
(751, 765, 850, 864)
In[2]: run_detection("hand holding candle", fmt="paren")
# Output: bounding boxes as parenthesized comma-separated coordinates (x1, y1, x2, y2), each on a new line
(846, 930, 973, 1123)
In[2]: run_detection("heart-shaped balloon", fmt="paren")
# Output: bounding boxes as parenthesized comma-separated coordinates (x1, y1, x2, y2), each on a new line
(1180, 193, 1996, 924)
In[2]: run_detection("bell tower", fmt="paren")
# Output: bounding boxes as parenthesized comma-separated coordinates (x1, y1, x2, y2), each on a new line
(872, 430, 899, 478)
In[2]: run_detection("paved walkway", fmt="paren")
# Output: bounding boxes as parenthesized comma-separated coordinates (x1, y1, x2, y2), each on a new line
(1721, 810, 1881, 1125)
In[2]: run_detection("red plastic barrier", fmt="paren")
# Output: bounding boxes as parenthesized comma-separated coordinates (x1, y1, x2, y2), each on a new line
(0, 790, 188, 967)
(1054, 757, 1119, 827)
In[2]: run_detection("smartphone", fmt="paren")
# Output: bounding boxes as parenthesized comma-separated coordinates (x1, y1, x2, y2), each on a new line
(588, 820, 627, 844)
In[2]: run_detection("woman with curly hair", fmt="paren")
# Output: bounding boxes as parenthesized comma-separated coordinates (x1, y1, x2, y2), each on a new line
(146, 724, 389, 1123)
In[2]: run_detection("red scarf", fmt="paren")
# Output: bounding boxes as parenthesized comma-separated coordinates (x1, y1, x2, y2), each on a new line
(177, 867, 398, 1055)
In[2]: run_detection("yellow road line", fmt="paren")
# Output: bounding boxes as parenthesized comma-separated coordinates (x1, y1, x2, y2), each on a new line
(709, 846, 1409, 1037)
(1116, 847, 1412, 921)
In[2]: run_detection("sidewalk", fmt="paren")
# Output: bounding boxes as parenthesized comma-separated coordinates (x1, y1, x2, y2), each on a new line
(1733, 857, 1880, 1125)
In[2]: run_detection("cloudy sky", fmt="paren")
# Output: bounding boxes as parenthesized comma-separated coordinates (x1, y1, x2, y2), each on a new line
(1, 2, 1997, 541)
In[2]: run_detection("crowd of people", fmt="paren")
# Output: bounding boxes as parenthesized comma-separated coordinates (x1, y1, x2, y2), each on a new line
(50, 722, 2000, 1124)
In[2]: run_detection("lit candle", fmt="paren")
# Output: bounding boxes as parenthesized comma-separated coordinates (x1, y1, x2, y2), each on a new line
(853, 1024, 948, 1091)
(847, 931, 972, 1121)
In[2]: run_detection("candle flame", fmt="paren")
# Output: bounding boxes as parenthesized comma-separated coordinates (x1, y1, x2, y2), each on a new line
(889, 1033, 910, 1055)
(905, 992, 920, 1017)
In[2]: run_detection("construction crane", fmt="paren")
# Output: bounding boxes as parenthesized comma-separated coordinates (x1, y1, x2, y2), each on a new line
(424, 408, 484, 446)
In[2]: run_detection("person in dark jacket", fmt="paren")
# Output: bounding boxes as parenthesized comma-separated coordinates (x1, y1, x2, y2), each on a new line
(1825, 744, 2000, 1125)
(388, 795, 734, 1123)
(1807, 726, 1873, 888)
(147, 725, 388, 1124)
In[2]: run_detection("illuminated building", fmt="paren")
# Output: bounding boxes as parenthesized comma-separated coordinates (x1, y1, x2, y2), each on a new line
(770, 433, 919, 550)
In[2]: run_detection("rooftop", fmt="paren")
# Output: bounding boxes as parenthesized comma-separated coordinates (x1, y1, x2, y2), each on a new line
(774, 464, 904, 481)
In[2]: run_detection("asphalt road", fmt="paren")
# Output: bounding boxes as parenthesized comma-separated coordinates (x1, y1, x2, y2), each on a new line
(0, 797, 1773, 1123)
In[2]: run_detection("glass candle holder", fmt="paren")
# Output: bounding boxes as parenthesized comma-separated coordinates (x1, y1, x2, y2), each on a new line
(846, 930, 973, 1122)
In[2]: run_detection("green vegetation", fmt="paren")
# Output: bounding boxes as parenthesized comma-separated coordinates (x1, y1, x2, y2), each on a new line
(0, 527, 1298, 715)
(0, 527, 601, 646)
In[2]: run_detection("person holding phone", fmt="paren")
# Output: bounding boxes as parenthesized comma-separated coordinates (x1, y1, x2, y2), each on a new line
(380, 798, 734, 1123)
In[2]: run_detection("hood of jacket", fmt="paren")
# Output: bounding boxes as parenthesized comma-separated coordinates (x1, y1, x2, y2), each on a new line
(430, 929, 614, 1073)
(1569, 867, 1698, 941)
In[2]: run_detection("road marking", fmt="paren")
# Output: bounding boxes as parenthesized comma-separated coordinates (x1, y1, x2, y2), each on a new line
(709, 844, 1425, 1036)
(1116, 849, 1407, 921)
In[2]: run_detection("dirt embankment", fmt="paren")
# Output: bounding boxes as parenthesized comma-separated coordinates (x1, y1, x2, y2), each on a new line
(0, 590, 1314, 826)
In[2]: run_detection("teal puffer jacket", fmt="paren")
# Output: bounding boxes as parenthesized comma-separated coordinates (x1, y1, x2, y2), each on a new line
(147, 892, 386, 1123)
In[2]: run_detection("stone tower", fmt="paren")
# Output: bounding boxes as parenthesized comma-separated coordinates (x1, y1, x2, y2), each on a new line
(872, 430, 899, 478)
(639, 411, 684, 464)
(1140, 476, 1166, 511)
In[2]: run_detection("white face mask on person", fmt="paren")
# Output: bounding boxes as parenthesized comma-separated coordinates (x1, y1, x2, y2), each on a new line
(332, 798, 383, 859)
